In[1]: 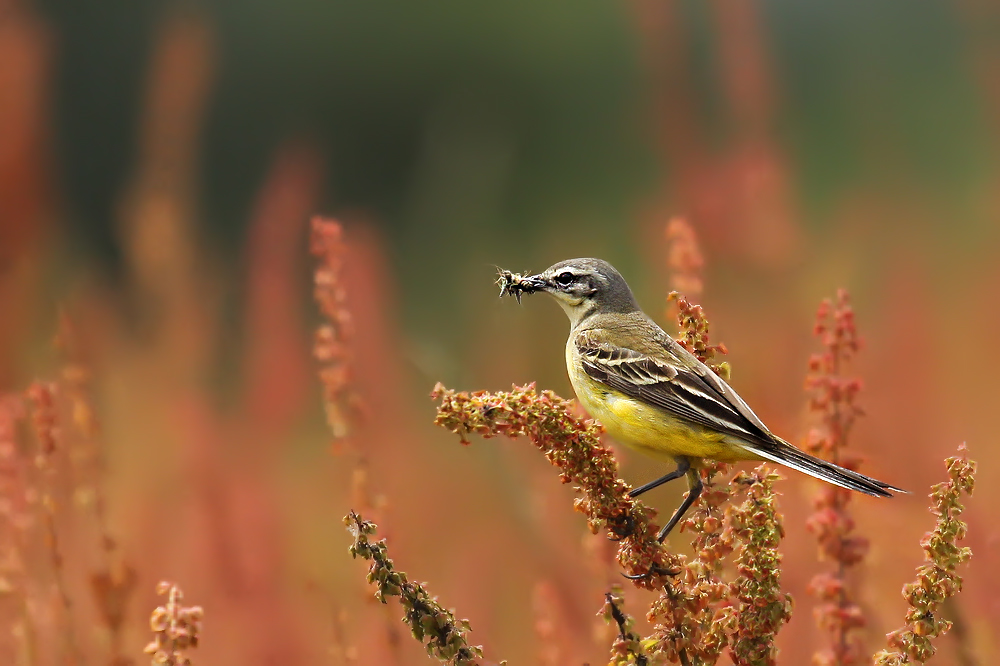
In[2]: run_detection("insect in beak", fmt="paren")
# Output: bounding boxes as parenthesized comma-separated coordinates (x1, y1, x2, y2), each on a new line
(496, 268, 547, 304)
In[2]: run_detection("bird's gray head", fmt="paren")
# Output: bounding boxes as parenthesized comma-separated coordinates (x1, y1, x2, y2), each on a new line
(511, 258, 640, 326)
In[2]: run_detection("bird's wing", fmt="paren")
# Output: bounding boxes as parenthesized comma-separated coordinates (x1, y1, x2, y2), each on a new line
(575, 328, 773, 446)
(575, 326, 906, 497)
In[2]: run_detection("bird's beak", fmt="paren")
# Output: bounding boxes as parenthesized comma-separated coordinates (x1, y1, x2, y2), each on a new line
(521, 274, 548, 290)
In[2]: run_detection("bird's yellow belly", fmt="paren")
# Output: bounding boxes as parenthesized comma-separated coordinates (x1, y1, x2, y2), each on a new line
(569, 367, 751, 463)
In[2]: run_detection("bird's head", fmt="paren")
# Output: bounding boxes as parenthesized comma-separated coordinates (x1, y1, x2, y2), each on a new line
(499, 258, 639, 326)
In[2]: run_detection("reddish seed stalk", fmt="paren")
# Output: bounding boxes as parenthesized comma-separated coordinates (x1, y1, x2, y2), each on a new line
(56, 313, 138, 665)
(668, 292, 730, 382)
(312, 218, 407, 665)
(664, 218, 728, 371)
(665, 217, 705, 298)
(803, 290, 868, 666)
(310, 216, 364, 444)
(533, 582, 568, 666)
(0, 394, 35, 663)
(25, 381, 84, 666)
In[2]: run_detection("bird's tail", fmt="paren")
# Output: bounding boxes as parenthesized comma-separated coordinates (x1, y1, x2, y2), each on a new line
(745, 438, 907, 497)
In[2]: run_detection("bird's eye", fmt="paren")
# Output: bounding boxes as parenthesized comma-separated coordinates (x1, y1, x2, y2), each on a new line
(554, 271, 574, 286)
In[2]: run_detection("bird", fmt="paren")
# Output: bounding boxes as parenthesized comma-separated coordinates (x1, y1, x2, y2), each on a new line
(498, 258, 905, 541)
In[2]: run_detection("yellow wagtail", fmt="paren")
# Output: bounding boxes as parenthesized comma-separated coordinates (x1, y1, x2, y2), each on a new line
(498, 258, 905, 541)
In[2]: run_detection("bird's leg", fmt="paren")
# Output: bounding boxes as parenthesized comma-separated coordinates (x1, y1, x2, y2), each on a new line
(629, 457, 690, 498)
(656, 468, 703, 542)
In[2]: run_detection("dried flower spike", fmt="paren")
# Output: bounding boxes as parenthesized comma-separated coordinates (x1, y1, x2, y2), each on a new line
(804, 290, 869, 666)
(873, 444, 976, 666)
(143, 581, 203, 666)
(433, 383, 680, 589)
(667, 292, 729, 381)
(665, 217, 705, 299)
(26, 380, 85, 664)
(725, 467, 793, 666)
(56, 311, 137, 665)
(310, 216, 364, 442)
(345, 512, 491, 666)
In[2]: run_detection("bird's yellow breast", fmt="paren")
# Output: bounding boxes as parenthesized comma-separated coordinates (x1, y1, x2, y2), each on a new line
(566, 345, 752, 463)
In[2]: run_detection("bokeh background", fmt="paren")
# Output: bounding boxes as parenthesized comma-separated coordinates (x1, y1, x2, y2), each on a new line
(1, 0, 998, 664)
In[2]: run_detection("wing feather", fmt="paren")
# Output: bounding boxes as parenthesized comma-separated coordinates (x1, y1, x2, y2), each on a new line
(575, 330, 771, 445)
(573, 325, 905, 497)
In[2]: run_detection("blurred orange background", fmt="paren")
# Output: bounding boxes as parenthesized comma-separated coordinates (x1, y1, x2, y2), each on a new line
(1, 0, 998, 664)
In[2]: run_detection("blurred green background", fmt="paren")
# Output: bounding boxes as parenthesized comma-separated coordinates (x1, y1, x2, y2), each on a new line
(1, 0, 998, 664)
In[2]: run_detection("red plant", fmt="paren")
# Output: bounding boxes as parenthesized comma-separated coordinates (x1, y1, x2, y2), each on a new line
(0, 394, 31, 663)
(26, 381, 84, 664)
(667, 292, 730, 381)
(665, 217, 705, 297)
(57, 312, 138, 666)
(665, 218, 729, 386)
(310, 216, 364, 444)
(803, 290, 869, 666)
